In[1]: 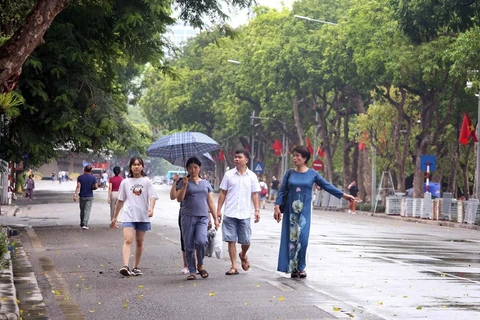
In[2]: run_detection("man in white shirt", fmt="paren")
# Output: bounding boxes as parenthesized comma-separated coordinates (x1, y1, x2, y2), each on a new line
(217, 149, 260, 275)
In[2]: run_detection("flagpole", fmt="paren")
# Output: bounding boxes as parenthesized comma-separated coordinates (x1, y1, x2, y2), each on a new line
(476, 90, 480, 198)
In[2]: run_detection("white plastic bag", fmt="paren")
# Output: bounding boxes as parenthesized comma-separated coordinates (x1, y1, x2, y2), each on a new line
(214, 226, 223, 259)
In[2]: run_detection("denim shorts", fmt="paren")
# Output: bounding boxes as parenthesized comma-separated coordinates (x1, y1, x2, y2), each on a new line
(122, 222, 151, 231)
(222, 216, 251, 245)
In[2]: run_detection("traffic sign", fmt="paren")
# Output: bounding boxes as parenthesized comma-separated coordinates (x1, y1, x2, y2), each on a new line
(420, 155, 436, 172)
(253, 162, 264, 173)
(312, 159, 324, 171)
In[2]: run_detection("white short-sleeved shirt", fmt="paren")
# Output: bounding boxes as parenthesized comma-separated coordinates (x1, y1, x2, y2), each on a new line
(219, 167, 260, 219)
(118, 177, 158, 222)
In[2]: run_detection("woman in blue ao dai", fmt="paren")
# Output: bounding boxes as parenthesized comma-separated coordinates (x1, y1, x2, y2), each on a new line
(274, 146, 356, 278)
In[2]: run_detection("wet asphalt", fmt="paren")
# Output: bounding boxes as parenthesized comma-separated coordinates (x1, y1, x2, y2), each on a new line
(2, 180, 480, 320)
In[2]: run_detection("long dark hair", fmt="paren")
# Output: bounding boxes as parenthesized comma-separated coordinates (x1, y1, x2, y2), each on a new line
(186, 156, 202, 168)
(128, 156, 147, 178)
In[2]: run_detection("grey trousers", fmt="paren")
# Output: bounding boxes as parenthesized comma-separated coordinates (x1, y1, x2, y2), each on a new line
(181, 215, 208, 274)
(79, 197, 93, 226)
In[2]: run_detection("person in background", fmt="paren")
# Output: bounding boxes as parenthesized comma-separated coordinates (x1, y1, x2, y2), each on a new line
(25, 174, 35, 201)
(259, 178, 268, 209)
(269, 176, 279, 203)
(177, 157, 218, 280)
(274, 146, 356, 278)
(111, 156, 158, 277)
(102, 170, 109, 190)
(73, 165, 98, 230)
(348, 181, 359, 214)
(108, 166, 124, 223)
(51, 172, 55, 183)
(217, 149, 260, 276)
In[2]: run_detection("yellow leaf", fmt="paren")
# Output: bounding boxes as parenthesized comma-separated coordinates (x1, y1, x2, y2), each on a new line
(88, 308, 96, 313)
(26, 291, 32, 295)
(138, 285, 144, 288)
(138, 295, 143, 300)
(416, 306, 422, 310)
(39, 313, 44, 316)
(84, 287, 92, 290)
(100, 264, 104, 267)
(98, 302, 102, 305)
(256, 284, 260, 287)
(209, 292, 215, 296)
(441, 305, 447, 308)
(441, 273, 446, 277)
(123, 300, 129, 308)
(403, 296, 408, 298)
(75, 284, 79, 287)
(377, 301, 383, 305)
(64, 296, 70, 301)
(278, 296, 285, 301)
(333, 307, 341, 311)
(193, 283, 196, 287)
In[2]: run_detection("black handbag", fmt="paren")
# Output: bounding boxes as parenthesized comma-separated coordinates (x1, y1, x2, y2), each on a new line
(279, 169, 293, 213)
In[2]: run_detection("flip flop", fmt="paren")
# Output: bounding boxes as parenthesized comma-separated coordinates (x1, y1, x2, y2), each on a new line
(198, 269, 209, 279)
(187, 274, 196, 280)
(225, 268, 239, 275)
(239, 253, 250, 271)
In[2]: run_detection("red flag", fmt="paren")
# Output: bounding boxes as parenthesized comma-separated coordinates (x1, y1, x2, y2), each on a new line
(358, 142, 365, 150)
(272, 139, 282, 156)
(459, 113, 478, 145)
(316, 146, 325, 157)
(305, 137, 313, 155)
(218, 150, 225, 162)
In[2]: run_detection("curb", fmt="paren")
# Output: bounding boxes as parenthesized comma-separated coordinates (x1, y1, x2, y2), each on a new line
(0, 251, 19, 320)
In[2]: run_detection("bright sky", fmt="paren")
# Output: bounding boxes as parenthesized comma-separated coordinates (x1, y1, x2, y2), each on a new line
(227, 0, 296, 27)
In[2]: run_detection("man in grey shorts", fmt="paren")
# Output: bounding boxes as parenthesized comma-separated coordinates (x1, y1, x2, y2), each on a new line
(217, 149, 260, 275)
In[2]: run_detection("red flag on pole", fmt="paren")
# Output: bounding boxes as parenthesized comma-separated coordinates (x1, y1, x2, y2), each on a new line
(272, 139, 282, 157)
(218, 150, 225, 162)
(305, 137, 313, 155)
(316, 146, 325, 157)
(459, 113, 478, 145)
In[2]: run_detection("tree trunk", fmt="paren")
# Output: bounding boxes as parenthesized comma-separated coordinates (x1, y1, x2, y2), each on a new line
(292, 99, 304, 145)
(358, 149, 371, 202)
(0, 0, 69, 93)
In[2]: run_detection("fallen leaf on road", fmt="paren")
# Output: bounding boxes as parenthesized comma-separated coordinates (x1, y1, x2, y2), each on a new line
(138, 285, 144, 288)
(123, 300, 129, 308)
(278, 296, 285, 301)
(209, 292, 215, 296)
(416, 306, 422, 310)
(88, 309, 95, 313)
(138, 295, 143, 299)
(333, 307, 341, 311)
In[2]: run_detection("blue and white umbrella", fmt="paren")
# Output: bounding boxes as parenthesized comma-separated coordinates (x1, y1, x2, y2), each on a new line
(146, 132, 220, 162)
(167, 152, 216, 172)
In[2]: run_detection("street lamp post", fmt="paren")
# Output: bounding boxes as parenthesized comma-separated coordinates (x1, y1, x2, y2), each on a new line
(466, 80, 480, 199)
(294, 15, 339, 26)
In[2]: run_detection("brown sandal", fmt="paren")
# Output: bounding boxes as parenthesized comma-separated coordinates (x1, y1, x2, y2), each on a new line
(239, 253, 250, 271)
(187, 274, 196, 280)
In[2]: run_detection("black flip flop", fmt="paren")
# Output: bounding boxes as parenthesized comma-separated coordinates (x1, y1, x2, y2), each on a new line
(199, 269, 209, 278)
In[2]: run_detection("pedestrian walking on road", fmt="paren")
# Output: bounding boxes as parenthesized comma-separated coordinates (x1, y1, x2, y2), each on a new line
(348, 181, 359, 214)
(217, 149, 260, 276)
(269, 176, 279, 203)
(274, 146, 356, 278)
(110, 156, 158, 277)
(73, 165, 98, 229)
(108, 166, 123, 221)
(176, 157, 219, 280)
(169, 173, 189, 274)
(259, 178, 268, 209)
(101, 170, 108, 190)
(25, 174, 35, 201)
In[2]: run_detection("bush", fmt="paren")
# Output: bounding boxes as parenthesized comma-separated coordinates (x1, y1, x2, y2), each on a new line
(69, 172, 80, 180)
(0, 228, 11, 270)
(358, 203, 385, 213)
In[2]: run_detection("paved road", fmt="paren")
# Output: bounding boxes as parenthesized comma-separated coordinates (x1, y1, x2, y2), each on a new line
(3, 180, 480, 319)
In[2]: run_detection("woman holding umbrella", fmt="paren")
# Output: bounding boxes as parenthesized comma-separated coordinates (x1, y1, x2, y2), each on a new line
(177, 156, 219, 280)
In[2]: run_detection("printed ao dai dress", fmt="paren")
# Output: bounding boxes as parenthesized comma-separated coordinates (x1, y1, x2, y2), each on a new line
(275, 168, 344, 273)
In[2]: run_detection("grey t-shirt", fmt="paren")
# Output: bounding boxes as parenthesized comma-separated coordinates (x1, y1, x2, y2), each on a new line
(178, 179, 212, 217)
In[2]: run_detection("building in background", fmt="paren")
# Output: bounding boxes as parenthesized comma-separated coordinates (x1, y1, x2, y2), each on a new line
(165, 22, 199, 48)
